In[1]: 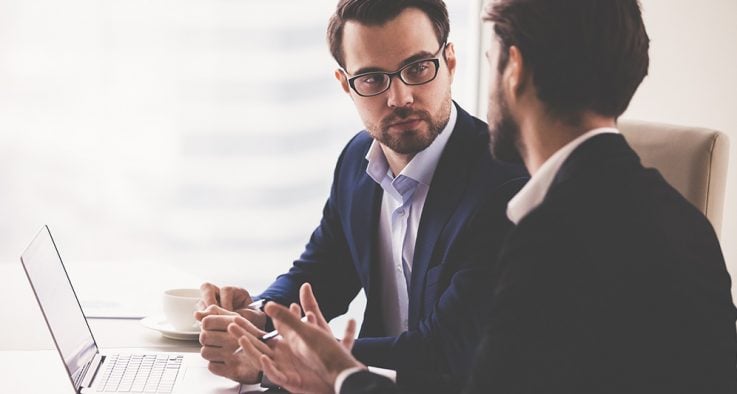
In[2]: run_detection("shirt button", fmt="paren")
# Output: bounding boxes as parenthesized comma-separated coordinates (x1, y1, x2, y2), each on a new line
(397, 208, 405, 216)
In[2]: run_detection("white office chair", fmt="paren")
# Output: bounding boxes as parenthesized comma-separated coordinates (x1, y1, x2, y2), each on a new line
(619, 120, 729, 238)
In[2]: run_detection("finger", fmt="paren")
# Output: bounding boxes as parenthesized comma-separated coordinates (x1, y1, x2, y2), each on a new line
(199, 329, 236, 348)
(197, 304, 238, 321)
(195, 304, 225, 321)
(228, 320, 265, 344)
(199, 282, 220, 307)
(232, 316, 267, 337)
(299, 283, 330, 329)
(206, 361, 229, 377)
(222, 286, 239, 311)
(201, 314, 236, 331)
(200, 346, 228, 363)
(260, 355, 291, 389)
(237, 331, 274, 358)
(234, 308, 267, 331)
(289, 303, 302, 317)
(237, 288, 254, 310)
(341, 319, 357, 350)
(265, 302, 306, 337)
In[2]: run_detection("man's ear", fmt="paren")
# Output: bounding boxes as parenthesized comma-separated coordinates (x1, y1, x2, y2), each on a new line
(505, 45, 528, 100)
(444, 42, 457, 82)
(335, 69, 351, 94)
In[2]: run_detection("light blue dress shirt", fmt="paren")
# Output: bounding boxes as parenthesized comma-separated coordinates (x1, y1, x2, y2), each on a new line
(364, 104, 457, 336)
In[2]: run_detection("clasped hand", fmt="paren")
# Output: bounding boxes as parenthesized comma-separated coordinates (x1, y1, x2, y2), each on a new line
(194, 283, 267, 383)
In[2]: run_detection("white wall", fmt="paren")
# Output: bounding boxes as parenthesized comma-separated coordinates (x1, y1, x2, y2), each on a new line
(622, 0, 737, 303)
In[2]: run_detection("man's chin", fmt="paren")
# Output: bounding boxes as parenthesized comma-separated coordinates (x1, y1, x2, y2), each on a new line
(489, 130, 524, 164)
(384, 135, 432, 155)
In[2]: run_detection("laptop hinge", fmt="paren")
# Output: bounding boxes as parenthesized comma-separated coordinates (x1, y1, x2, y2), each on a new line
(79, 353, 105, 392)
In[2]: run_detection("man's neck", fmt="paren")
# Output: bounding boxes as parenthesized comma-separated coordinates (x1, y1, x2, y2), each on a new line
(521, 112, 616, 175)
(382, 145, 415, 177)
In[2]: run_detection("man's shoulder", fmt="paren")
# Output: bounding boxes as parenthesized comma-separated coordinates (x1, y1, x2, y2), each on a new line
(331, 130, 373, 181)
(342, 130, 373, 158)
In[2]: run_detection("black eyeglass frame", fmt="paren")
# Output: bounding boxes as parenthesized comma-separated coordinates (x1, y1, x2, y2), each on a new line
(343, 43, 447, 97)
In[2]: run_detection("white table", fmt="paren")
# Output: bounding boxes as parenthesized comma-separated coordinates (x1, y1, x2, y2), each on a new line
(0, 262, 266, 393)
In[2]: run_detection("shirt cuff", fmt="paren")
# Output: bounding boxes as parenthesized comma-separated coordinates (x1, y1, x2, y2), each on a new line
(334, 366, 397, 393)
(334, 367, 366, 394)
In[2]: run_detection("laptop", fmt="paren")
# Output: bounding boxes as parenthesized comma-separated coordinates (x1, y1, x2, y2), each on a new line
(20, 226, 250, 393)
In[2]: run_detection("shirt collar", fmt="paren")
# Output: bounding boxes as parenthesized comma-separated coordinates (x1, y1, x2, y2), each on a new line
(506, 127, 619, 225)
(365, 103, 457, 187)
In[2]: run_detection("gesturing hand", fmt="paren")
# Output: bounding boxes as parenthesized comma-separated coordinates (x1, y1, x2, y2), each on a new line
(229, 303, 336, 394)
(259, 283, 364, 391)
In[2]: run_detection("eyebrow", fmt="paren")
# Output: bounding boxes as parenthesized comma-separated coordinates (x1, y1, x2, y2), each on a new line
(350, 50, 436, 76)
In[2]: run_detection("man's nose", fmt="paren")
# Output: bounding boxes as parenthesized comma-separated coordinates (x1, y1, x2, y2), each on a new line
(386, 77, 414, 108)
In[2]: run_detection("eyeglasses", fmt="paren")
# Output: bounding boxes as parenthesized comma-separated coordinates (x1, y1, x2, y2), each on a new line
(343, 43, 446, 97)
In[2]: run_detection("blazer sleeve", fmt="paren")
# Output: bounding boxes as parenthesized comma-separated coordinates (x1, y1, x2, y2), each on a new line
(351, 177, 525, 392)
(340, 371, 402, 394)
(257, 140, 363, 322)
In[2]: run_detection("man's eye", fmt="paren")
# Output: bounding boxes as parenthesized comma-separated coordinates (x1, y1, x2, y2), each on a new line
(407, 63, 429, 75)
(358, 75, 382, 85)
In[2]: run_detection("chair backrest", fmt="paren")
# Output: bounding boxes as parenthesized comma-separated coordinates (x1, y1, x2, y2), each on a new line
(619, 120, 729, 238)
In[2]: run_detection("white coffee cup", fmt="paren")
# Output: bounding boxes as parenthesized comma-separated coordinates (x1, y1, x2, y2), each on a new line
(162, 288, 201, 331)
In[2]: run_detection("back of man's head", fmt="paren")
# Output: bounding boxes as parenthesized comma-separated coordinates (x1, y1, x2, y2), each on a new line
(485, 0, 650, 121)
(327, 0, 450, 68)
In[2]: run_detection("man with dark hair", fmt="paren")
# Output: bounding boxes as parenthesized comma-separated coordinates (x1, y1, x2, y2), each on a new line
(194, 0, 527, 391)
(238, 0, 737, 392)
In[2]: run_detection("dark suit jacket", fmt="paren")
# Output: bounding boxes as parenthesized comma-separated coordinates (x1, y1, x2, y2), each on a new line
(341, 133, 737, 394)
(464, 133, 737, 393)
(258, 103, 528, 391)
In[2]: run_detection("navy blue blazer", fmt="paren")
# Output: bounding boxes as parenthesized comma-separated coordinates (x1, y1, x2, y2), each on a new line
(258, 103, 528, 391)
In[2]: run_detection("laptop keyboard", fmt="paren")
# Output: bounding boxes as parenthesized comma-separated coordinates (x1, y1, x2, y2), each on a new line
(96, 353, 183, 393)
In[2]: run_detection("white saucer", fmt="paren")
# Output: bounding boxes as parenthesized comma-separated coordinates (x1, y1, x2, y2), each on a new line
(140, 316, 200, 341)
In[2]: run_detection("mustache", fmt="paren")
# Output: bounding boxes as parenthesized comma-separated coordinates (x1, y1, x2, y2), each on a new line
(380, 108, 430, 128)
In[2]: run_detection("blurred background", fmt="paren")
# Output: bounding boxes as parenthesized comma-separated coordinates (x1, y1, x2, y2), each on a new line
(0, 0, 481, 319)
(1, 0, 736, 319)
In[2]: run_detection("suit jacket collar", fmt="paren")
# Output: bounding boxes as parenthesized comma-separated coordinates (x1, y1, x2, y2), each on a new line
(408, 102, 485, 326)
(507, 128, 618, 225)
(549, 133, 642, 193)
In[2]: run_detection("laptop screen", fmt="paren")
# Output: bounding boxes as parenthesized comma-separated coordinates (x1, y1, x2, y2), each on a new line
(20, 226, 98, 387)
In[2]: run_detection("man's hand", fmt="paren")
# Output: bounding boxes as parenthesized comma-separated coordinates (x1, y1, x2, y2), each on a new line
(229, 303, 335, 394)
(197, 309, 267, 384)
(258, 283, 364, 390)
(196, 282, 266, 330)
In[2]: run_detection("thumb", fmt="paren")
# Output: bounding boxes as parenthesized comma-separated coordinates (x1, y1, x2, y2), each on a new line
(299, 283, 330, 330)
(194, 304, 234, 321)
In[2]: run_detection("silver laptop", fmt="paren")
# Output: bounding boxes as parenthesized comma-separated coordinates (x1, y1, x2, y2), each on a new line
(20, 226, 248, 394)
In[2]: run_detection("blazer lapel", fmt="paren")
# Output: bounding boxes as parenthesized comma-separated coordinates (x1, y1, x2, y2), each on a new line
(408, 107, 477, 327)
(349, 167, 383, 331)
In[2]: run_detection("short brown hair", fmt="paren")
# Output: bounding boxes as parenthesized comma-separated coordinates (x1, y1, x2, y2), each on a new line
(327, 0, 450, 68)
(484, 0, 650, 119)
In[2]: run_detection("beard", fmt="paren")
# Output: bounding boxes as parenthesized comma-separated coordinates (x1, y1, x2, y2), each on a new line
(488, 80, 524, 164)
(369, 92, 452, 155)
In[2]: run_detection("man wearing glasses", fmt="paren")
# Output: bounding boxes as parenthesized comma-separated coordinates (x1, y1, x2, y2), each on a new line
(195, 0, 527, 391)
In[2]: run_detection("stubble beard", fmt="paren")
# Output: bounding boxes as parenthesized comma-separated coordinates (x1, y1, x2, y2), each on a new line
(368, 90, 452, 155)
(488, 80, 524, 164)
